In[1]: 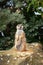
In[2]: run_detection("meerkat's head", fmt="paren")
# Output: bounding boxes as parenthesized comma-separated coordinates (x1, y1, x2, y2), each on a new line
(16, 24, 23, 30)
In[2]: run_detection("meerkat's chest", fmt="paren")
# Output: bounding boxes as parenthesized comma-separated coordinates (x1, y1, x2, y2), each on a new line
(16, 30, 23, 36)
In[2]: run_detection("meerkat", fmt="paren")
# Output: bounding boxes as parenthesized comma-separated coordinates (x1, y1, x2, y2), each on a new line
(14, 24, 26, 51)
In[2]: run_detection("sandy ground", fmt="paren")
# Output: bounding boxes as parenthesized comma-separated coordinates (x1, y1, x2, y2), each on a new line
(0, 43, 43, 65)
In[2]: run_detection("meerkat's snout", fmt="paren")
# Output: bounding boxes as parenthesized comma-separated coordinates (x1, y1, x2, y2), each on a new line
(16, 24, 23, 30)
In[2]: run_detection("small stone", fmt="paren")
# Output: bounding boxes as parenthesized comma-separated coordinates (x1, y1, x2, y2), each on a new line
(7, 54, 10, 56)
(26, 52, 33, 56)
(37, 53, 40, 55)
(39, 55, 43, 57)
(30, 56, 32, 58)
(20, 53, 25, 57)
(13, 57, 17, 60)
(27, 63, 29, 65)
(1, 58, 3, 60)
(30, 56, 32, 61)
(7, 60, 10, 64)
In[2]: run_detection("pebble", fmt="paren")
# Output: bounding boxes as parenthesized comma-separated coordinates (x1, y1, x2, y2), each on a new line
(13, 57, 17, 60)
(27, 63, 29, 65)
(7, 60, 10, 64)
(7, 54, 10, 56)
(1, 58, 3, 60)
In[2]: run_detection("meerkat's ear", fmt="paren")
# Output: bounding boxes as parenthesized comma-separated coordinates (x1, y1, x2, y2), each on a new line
(16, 25, 19, 29)
(22, 25, 23, 29)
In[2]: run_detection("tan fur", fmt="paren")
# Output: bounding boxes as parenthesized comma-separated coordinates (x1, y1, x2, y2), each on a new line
(14, 24, 26, 51)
